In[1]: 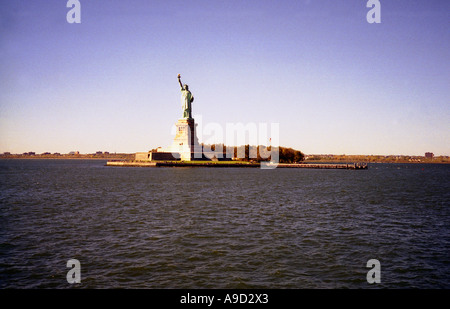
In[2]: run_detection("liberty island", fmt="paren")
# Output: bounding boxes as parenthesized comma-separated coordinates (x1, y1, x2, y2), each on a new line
(106, 74, 366, 169)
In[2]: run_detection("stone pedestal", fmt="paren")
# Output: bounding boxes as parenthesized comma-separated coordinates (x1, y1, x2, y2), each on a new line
(168, 118, 201, 160)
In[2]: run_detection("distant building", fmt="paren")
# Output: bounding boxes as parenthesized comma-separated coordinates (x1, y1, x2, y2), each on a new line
(425, 152, 434, 159)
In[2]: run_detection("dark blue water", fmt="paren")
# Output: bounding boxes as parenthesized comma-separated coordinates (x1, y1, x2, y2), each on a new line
(0, 159, 449, 288)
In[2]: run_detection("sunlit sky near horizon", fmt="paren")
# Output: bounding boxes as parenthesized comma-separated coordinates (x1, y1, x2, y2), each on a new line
(1, 0, 449, 156)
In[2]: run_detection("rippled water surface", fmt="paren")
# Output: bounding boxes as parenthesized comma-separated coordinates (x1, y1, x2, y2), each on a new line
(0, 159, 449, 288)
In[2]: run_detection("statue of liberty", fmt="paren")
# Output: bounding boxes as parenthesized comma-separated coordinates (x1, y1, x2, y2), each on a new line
(177, 74, 194, 119)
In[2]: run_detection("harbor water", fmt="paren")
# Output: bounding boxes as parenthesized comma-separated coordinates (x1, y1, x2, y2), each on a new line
(0, 159, 448, 288)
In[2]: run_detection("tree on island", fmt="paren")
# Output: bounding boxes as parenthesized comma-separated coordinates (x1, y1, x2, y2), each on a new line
(200, 144, 305, 163)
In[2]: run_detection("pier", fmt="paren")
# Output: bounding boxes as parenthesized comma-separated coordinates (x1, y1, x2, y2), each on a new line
(276, 163, 368, 169)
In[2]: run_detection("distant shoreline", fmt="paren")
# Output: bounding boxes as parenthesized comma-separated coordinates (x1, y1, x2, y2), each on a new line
(0, 154, 134, 161)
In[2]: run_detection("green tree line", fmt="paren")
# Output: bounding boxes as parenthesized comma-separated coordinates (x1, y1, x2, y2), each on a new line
(201, 144, 305, 163)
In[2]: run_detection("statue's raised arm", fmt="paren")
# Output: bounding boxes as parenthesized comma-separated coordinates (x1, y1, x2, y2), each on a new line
(177, 74, 183, 89)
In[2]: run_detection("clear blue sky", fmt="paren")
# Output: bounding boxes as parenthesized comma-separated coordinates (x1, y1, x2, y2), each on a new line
(1, 0, 449, 155)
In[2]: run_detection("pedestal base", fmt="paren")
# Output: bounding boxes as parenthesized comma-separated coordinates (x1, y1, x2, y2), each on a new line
(168, 118, 202, 160)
